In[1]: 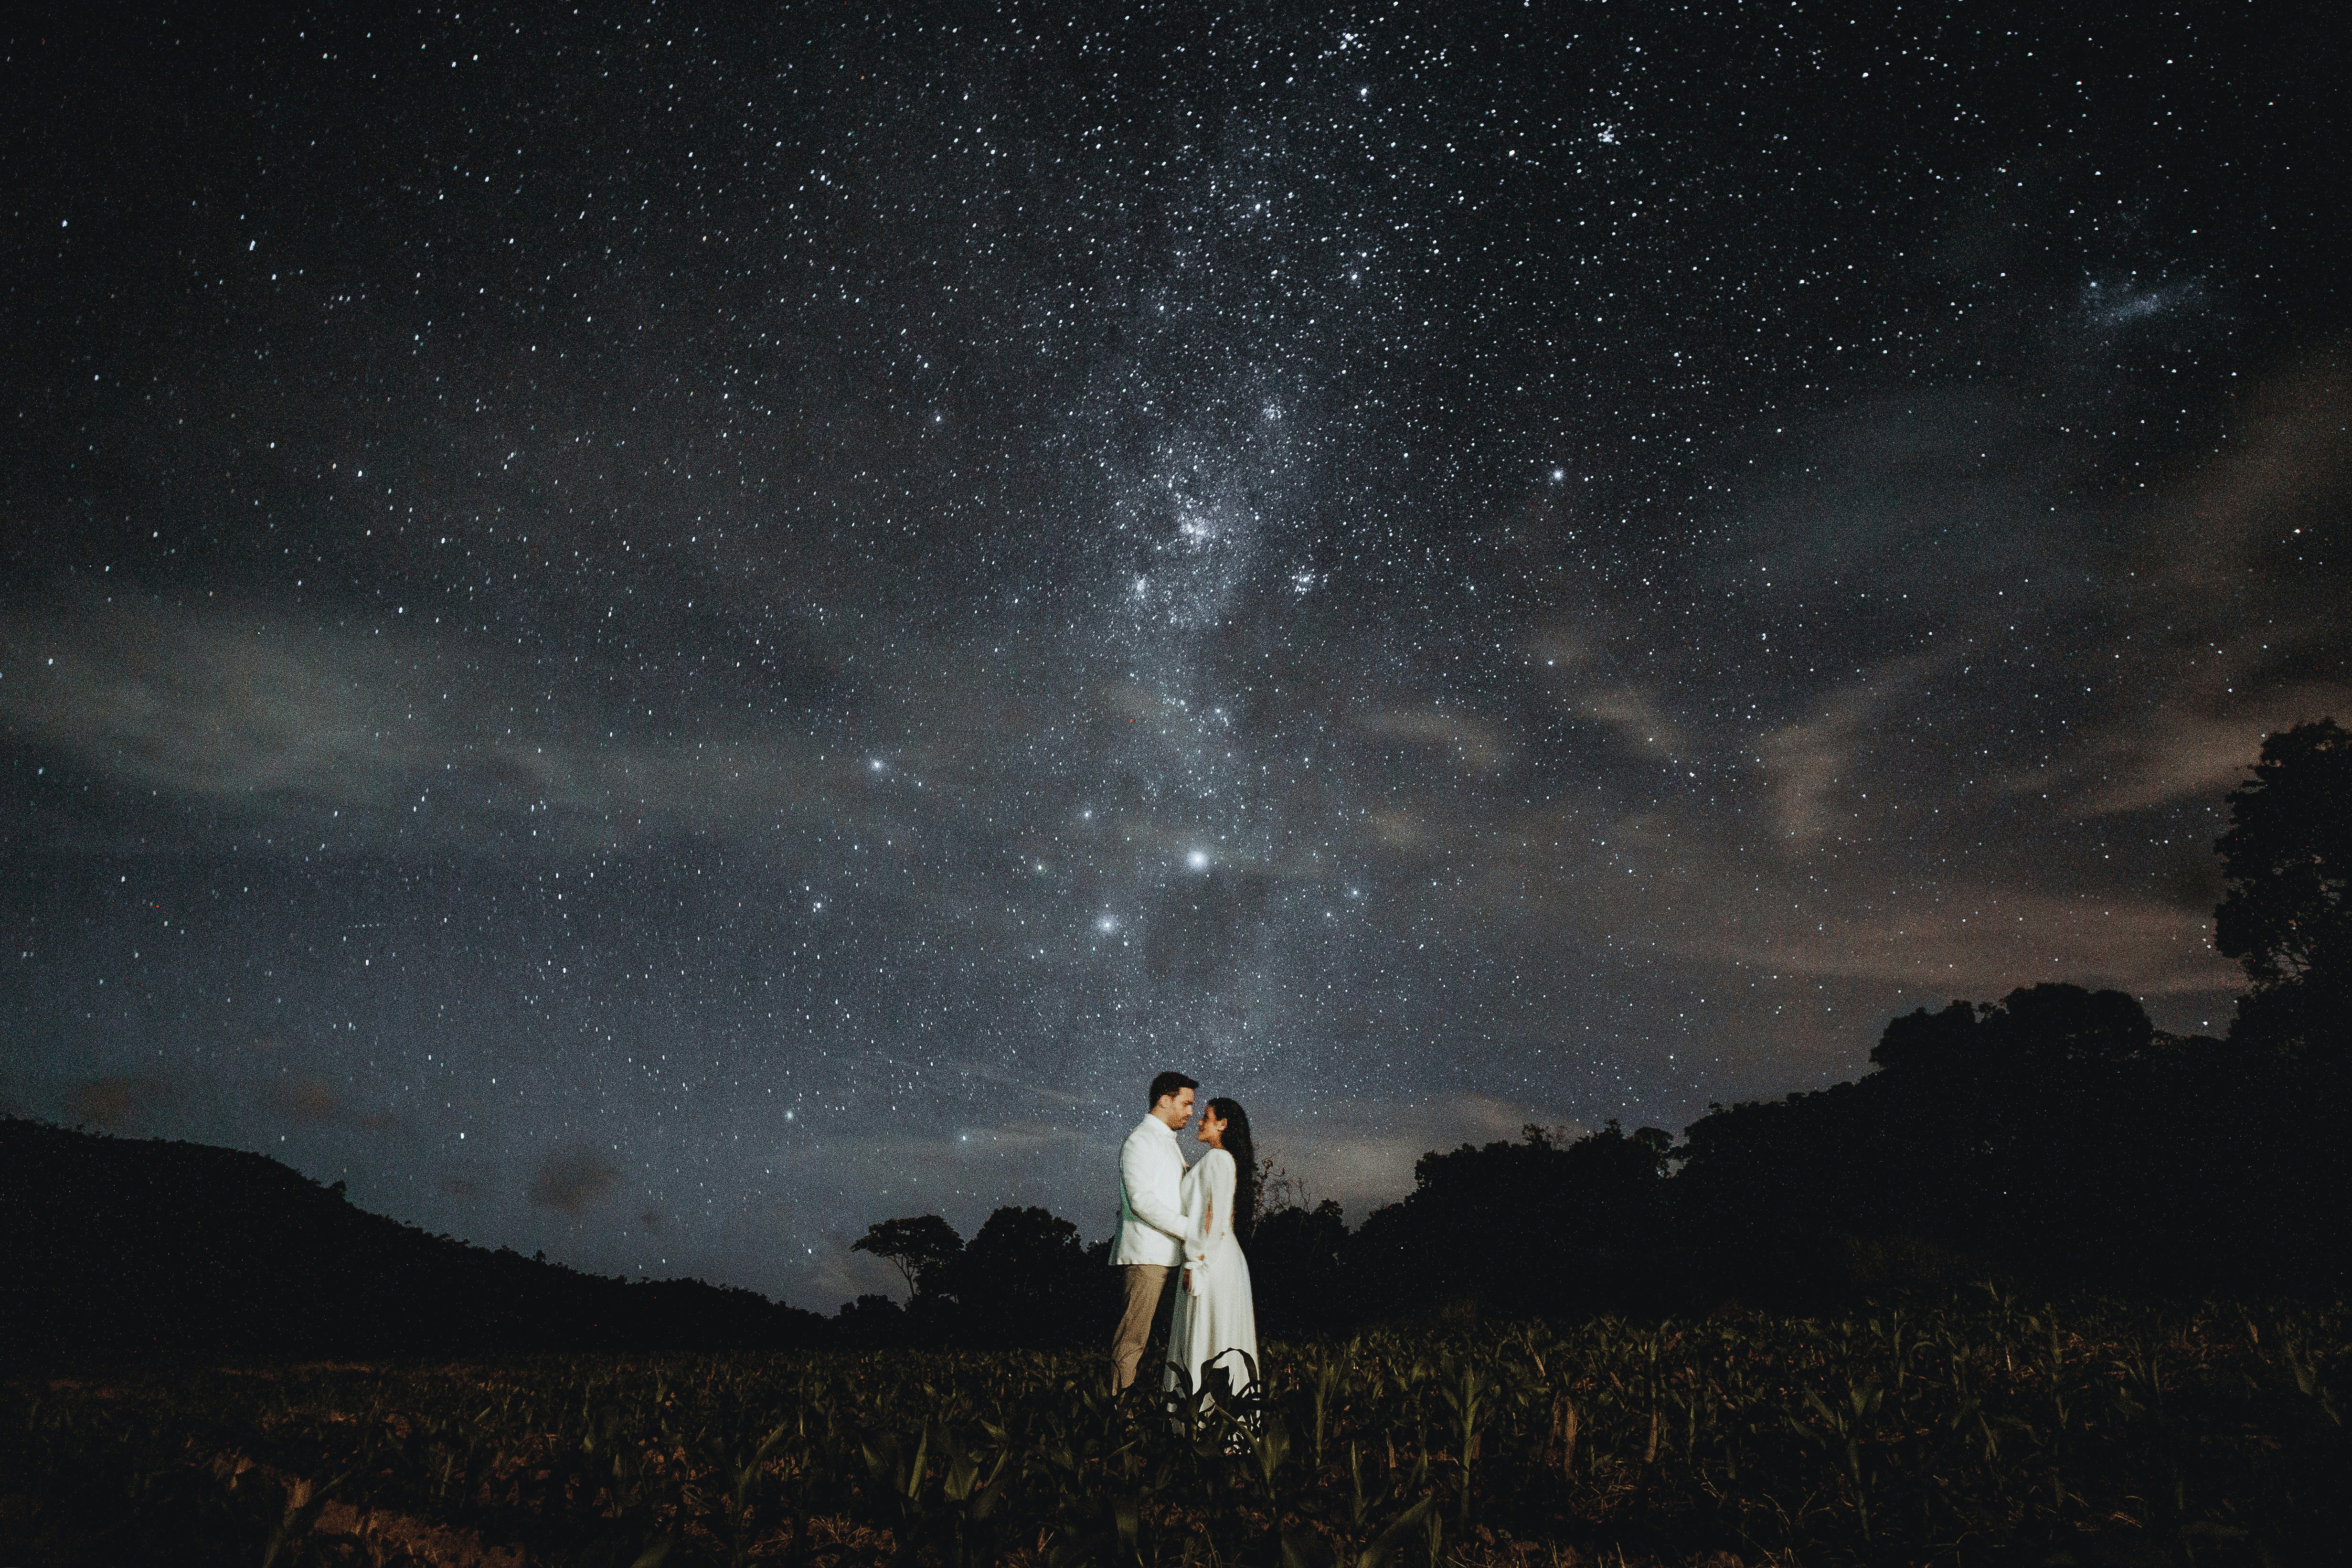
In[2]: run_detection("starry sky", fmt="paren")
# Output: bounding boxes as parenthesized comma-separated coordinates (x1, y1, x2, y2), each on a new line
(3, 3, 2345, 1309)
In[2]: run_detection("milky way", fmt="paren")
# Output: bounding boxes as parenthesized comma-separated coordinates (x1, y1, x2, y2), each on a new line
(3, 4, 2345, 1307)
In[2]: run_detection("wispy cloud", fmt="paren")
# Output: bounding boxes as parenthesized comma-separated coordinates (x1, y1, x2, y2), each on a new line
(1524, 627, 1690, 759)
(1353, 706, 1516, 774)
(264, 1076, 342, 1124)
(528, 1148, 622, 1214)
(1758, 659, 1941, 843)
(0, 593, 880, 851)
(2147, 349, 2350, 597)
(67, 1074, 171, 1129)
(2077, 679, 2352, 816)
(1703, 887, 2240, 999)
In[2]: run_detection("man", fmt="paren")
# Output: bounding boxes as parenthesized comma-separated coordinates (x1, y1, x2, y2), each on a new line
(1109, 1070, 1196, 1392)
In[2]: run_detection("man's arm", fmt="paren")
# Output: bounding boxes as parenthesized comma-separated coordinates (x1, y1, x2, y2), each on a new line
(1119, 1130, 1189, 1240)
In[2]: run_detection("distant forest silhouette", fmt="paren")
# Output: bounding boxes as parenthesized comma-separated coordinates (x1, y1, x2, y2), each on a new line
(6, 721, 2345, 1361)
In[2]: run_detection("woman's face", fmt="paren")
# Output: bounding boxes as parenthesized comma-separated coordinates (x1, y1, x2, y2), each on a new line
(1197, 1109, 1225, 1146)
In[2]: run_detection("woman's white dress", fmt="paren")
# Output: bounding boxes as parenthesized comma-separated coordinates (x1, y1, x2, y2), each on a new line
(1165, 1146, 1259, 1404)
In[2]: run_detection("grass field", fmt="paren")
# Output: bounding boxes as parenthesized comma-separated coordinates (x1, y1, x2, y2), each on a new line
(4, 1289, 2342, 1567)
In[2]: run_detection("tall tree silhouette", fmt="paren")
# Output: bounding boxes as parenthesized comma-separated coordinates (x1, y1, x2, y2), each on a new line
(2217, 717, 2352, 1052)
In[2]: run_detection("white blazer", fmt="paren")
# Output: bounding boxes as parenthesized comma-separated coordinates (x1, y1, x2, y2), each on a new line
(1112, 1115, 1188, 1266)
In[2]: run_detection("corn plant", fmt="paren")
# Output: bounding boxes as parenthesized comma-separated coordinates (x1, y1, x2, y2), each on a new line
(4, 1292, 2347, 1567)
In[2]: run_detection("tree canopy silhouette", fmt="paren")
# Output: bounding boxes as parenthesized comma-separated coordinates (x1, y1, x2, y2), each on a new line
(1676, 983, 2231, 1295)
(851, 1214, 964, 1298)
(1347, 1121, 1677, 1317)
(947, 1205, 1105, 1347)
(2218, 716, 2352, 1051)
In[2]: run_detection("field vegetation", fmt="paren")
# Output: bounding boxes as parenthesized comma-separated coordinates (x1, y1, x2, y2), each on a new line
(6, 1291, 2344, 1568)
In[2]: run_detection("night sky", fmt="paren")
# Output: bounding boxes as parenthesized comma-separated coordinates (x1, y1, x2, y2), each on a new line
(4, 4, 2345, 1309)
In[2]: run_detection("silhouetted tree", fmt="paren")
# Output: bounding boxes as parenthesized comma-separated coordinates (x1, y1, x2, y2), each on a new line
(1870, 985, 2154, 1075)
(851, 1214, 964, 1298)
(1350, 1122, 1676, 1318)
(947, 1205, 1104, 1347)
(1995, 982, 2157, 1066)
(832, 1292, 911, 1349)
(1869, 998, 1980, 1072)
(1250, 1198, 1349, 1336)
(1674, 978, 2352, 1295)
(2218, 717, 2352, 1052)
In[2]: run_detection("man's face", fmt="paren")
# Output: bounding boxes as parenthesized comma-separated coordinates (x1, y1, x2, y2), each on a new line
(1155, 1087, 1195, 1129)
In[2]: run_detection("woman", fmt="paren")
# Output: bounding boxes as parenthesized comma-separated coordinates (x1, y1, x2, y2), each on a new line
(1167, 1096, 1260, 1410)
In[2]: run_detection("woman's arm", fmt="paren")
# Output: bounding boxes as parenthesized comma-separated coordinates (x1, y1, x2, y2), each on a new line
(1203, 1150, 1236, 1248)
(1184, 1165, 1213, 1288)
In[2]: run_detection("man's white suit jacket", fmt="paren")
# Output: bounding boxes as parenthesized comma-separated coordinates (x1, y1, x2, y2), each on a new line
(1113, 1114, 1188, 1267)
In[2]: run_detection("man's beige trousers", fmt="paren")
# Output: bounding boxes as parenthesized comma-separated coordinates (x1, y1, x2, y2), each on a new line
(1111, 1263, 1175, 1391)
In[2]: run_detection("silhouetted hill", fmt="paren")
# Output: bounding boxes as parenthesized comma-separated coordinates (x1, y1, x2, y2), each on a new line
(0, 1119, 825, 1363)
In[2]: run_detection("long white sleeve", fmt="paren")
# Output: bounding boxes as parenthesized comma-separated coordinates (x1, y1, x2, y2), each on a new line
(1120, 1124, 1188, 1242)
(1185, 1150, 1235, 1284)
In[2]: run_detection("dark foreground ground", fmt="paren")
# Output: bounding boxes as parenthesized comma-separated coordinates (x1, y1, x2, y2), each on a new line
(4, 1293, 2344, 1568)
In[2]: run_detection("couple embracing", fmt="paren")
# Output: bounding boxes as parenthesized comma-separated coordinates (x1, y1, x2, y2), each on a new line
(1109, 1071, 1260, 1404)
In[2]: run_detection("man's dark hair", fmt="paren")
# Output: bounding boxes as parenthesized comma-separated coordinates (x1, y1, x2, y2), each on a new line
(1148, 1071, 1198, 1108)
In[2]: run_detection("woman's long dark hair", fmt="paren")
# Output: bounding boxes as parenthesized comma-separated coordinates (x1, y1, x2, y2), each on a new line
(1208, 1097, 1257, 1244)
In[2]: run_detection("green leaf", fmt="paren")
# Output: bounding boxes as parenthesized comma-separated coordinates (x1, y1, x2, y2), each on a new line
(1355, 1496, 1437, 1568)
(1281, 1525, 1338, 1568)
